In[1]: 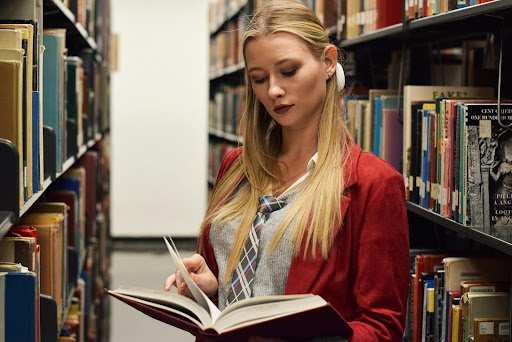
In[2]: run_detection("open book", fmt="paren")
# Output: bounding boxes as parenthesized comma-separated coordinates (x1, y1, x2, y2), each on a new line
(106, 236, 352, 341)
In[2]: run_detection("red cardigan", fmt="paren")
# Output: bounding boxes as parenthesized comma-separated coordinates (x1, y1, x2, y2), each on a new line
(201, 145, 410, 341)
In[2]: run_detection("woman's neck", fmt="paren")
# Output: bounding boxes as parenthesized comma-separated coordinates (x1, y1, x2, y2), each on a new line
(280, 124, 318, 160)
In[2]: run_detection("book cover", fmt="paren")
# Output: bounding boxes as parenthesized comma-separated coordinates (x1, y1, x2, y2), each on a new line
(464, 103, 512, 240)
(18, 215, 65, 324)
(460, 292, 510, 342)
(5, 272, 37, 342)
(42, 30, 66, 173)
(369, 89, 398, 157)
(0, 29, 22, 49)
(106, 237, 352, 341)
(381, 95, 403, 171)
(0, 236, 36, 272)
(0, 23, 34, 199)
(0, 58, 23, 209)
(75, 151, 98, 242)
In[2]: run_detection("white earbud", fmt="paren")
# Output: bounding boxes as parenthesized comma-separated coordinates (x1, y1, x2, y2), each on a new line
(336, 62, 345, 90)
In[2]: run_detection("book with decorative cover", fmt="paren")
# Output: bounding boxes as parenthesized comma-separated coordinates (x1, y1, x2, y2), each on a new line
(464, 103, 512, 241)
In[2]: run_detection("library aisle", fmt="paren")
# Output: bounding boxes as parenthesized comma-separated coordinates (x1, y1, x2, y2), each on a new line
(109, 241, 196, 341)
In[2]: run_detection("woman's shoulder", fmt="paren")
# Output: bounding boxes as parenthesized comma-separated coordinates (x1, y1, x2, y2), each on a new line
(216, 147, 243, 181)
(222, 147, 243, 167)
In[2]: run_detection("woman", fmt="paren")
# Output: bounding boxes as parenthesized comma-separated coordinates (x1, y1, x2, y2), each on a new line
(165, 1, 409, 340)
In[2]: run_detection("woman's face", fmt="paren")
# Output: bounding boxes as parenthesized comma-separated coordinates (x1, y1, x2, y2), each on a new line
(245, 32, 334, 132)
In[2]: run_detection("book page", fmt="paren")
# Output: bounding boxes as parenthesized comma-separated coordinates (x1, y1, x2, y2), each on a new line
(214, 295, 327, 333)
(163, 236, 221, 321)
(111, 292, 205, 328)
(113, 286, 211, 327)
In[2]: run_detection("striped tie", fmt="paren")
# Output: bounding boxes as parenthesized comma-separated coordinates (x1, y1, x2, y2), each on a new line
(226, 195, 286, 306)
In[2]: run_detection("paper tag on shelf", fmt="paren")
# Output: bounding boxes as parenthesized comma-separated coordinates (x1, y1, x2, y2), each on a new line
(479, 321, 494, 335)
(499, 322, 510, 335)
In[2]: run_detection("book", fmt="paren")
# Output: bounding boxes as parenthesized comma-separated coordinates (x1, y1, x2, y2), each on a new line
(75, 151, 98, 242)
(0, 236, 36, 272)
(402, 86, 494, 199)
(106, 236, 352, 341)
(473, 318, 509, 342)
(0, 54, 23, 209)
(460, 292, 510, 342)
(0, 23, 34, 199)
(18, 213, 65, 325)
(369, 89, 398, 157)
(42, 29, 66, 173)
(464, 103, 512, 239)
(380, 95, 403, 171)
(4, 272, 37, 342)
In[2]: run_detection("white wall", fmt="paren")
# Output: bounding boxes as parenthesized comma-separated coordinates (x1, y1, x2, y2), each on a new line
(110, 0, 208, 237)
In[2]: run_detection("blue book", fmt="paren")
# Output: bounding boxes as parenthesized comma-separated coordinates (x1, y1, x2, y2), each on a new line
(43, 33, 64, 173)
(420, 108, 431, 208)
(373, 97, 382, 157)
(32, 91, 39, 192)
(5, 272, 37, 342)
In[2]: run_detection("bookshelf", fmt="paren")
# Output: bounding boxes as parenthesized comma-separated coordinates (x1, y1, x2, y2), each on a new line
(208, 0, 250, 189)
(0, 0, 111, 341)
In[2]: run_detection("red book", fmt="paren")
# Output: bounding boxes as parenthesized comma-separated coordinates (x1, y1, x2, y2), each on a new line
(106, 288, 352, 341)
(376, 0, 402, 30)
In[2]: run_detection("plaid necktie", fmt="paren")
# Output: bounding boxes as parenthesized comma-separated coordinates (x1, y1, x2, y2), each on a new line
(226, 195, 287, 306)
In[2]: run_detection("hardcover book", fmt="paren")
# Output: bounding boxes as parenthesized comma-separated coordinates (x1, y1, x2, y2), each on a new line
(464, 103, 512, 240)
(106, 237, 352, 341)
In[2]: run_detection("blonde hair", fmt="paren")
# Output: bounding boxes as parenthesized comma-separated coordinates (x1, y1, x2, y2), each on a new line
(198, 0, 353, 285)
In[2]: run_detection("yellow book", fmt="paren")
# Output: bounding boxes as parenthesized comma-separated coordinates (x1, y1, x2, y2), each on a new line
(0, 59, 23, 208)
(0, 28, 22, 49)
(452, 304, 460, 342)
(0, 23, 34, 198)
(20, 213, 65, 325)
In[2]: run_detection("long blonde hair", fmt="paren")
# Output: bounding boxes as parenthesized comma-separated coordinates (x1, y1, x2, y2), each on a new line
(199, 0, 353, 285)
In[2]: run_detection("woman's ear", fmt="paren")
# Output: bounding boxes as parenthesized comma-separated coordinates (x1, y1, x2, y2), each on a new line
(323, 45, 338, 80)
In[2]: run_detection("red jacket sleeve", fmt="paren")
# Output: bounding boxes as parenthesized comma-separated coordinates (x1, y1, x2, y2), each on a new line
(347, 160, 410, 341)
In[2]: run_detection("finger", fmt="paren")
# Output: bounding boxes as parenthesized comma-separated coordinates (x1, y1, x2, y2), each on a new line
(164, 274, 176, 292)
(182, 254, 204, 272)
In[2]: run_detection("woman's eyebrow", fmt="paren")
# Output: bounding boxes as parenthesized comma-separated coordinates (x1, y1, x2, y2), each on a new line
(248, 58, 298, 73)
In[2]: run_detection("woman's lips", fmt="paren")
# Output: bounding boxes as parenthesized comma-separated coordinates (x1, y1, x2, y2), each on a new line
(274, 105, 293, 114)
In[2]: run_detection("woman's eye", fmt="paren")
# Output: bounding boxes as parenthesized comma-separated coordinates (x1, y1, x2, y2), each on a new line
(253, 78, 266, 84)
(282, 69, 296, 77)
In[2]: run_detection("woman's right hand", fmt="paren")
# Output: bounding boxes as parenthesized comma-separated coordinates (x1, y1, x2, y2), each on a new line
(163, 253, 218, 300)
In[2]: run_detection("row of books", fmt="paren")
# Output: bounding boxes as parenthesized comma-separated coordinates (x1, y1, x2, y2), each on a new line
(404, 0, 496, 21)
(401, 87, 512, 235)
(208, 141, 238, 183)
(406, 252, 511, 342)
(0, 19, 110, 210)
(208, 0, 248, 33)
(209, 84, 246, 136)
(210, 15, 246, 76)
(0, 138, 110, 342)
(344, 0, 403, 39)
(344, 90, 403, 172)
